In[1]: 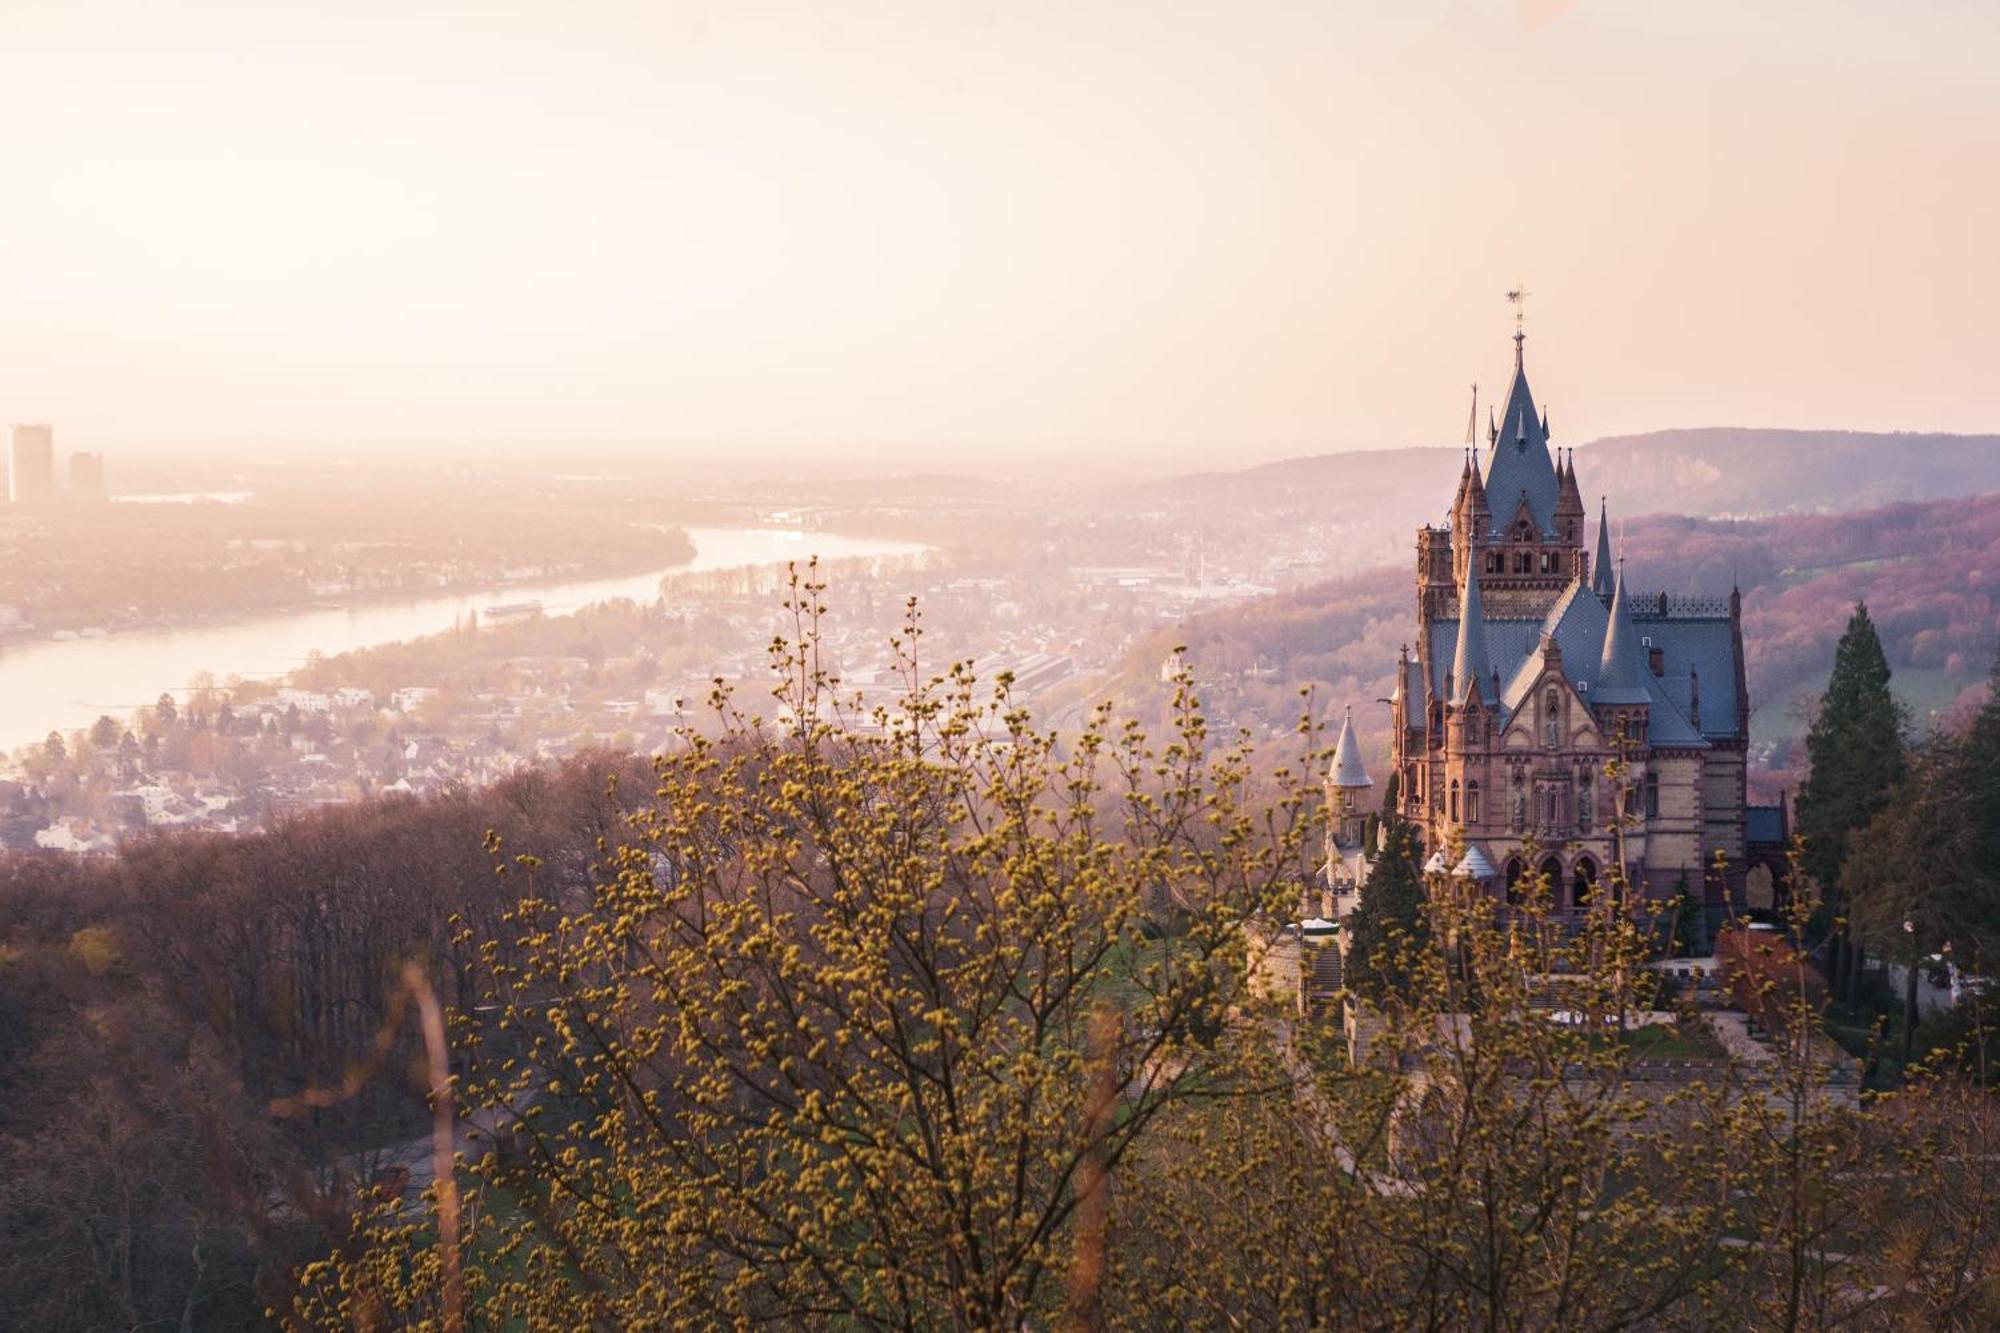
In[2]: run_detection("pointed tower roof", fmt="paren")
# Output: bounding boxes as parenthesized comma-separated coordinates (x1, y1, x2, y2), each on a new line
(1591, 500, 1614, 598)
(1556, 448, 1585, 524)
(1595, 565, 1652, 704)
(1480, 334, 1559, 539)
(1328, 706, 1373, 789)
(1454, 844, 1499, 883)
(1452, 563, 1494, 705)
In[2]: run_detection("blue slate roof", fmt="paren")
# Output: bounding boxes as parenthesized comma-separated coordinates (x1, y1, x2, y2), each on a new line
(1479, 358, 1560, 539)
(1596, 569, 1654, 706)
(1328, 707, 1373, 788)
(1451, 564, 1495, 704)
(1424, 576, 1740, 747)
(1591, 504, 1614, 598)
(1396, 655, 1428, 734)
(1746, 805, 1788, 846)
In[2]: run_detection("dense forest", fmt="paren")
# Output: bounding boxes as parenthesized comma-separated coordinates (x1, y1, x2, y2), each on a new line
(0, 754, 648, 1328)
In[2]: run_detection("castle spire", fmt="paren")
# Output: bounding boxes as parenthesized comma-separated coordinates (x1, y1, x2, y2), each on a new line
(1556, 447, 1585, 535)
(1452, 562, 1493, 706)
(1328, 706, 1373, 790)
(1480, 324, 1558, 538)
(1595, 563, 1651, 704)
(1591, 499, 1614, 598)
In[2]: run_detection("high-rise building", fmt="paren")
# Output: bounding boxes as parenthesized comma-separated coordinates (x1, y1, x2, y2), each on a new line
(8, 424, 55, 506)
(68, 451, 106, 502)
(1334, 327, 1787, 942)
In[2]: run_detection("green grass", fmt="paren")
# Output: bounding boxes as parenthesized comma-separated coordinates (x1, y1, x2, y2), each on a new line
(1615, 1021, 1727, 1061)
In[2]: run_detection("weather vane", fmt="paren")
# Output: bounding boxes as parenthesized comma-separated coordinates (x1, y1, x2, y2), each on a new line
(1506, 285, 1530, 334)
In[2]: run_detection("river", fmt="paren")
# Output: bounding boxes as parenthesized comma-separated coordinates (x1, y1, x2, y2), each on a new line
(0, 526, 927, 752)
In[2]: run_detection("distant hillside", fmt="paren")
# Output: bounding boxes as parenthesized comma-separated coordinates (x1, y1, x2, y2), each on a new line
(1141, 430, 2000, 573)
(1583, 428, 2000, 518)
(1110, 491, 2000, 789)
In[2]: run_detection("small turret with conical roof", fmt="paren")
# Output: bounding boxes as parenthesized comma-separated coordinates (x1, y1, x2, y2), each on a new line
(1591, 499, 1615, 599)
(1595, 564, 1652, 706)
(1450, 562, 1493, 706)
(1325, 705, 1374, 852)
(1328, 705, 1373, 792)
(1555, 447, 1585, 543)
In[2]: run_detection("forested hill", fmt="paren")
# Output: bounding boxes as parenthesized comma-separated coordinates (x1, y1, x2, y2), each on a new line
(1109, 491, 2000, 785)
(1143, 430, 2000, 574)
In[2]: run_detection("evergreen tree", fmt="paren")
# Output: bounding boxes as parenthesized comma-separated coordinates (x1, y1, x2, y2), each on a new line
(1841, 731, 1989, 1065)
(1795, 603, 1905, 998)
(1345, 807, 1427, 1002)
(1959, 652, 2000, 922)
(1666, 868, 1700, 958)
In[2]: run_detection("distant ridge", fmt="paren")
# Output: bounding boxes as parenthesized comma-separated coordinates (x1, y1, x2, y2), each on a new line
(1146, 428, 2000, 527)
(1579, 428, 2000, 517)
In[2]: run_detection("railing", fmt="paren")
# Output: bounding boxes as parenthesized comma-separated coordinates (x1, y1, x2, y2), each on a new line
(1632, 593, 1734, 618)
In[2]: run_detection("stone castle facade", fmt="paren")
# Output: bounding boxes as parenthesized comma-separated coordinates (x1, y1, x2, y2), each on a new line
(1365, 331, 1755, 912)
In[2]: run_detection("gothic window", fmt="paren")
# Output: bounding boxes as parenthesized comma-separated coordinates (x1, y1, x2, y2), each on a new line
(1571, 857, 1598, 910)
(1516, 521, 1533, 542)
(1513, 551, 1532, 574)
(1504, 858, 1525, 905)
(1486, 551, 1504, 574)
(1448, 779, 1459, 821)
(1644, 770, 1660, 819)
(1466, 780, 1481, 824)
(1543, 688, 1561, 748)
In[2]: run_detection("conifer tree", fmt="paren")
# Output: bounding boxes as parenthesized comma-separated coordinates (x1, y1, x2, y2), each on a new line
(1345, 800, 1427, 1002)
(1795, 603, 1905, 997)
(1960, 653, 2000, 924)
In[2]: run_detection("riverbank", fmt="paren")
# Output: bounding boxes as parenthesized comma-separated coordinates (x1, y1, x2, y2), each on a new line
(0, 527, 931, 753)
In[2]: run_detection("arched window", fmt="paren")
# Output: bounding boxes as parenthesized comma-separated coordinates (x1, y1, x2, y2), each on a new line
(1486, 551, 1504, 574)
(1571, 857, 1598, 910)
(1504, 857, 1525, 904)
(1516, 521, 1533, 542)
(1448, 778, 1459, 821)
(1539, 856, 1564, 899)
(1543, 688, 1561, 748)
(1465, 780, 1481, 824)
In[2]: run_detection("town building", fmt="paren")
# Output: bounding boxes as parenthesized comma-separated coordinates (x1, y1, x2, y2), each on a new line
(1340, 328, 1782, 931)
(8, 423, 55, 506)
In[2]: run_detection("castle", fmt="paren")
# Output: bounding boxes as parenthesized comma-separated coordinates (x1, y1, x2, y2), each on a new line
(1331, 327, 1770, 921)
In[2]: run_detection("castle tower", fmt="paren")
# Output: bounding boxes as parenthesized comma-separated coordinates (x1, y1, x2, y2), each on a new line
(1326, 705, 1374, 850)
(1389, 317, 1752, 918)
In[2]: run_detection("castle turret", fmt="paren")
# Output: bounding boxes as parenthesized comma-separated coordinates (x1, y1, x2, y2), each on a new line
(1326, 706, 1374, 851)
(1555, 447, 1586, 544)
(1591, 499, 1615, 599)
(1596, 565, 1651, 706)
(1451, 562, 1493, 706)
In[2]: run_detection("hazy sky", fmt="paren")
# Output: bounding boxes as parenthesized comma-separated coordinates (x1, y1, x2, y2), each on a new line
(3, 1, 1997, 469)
